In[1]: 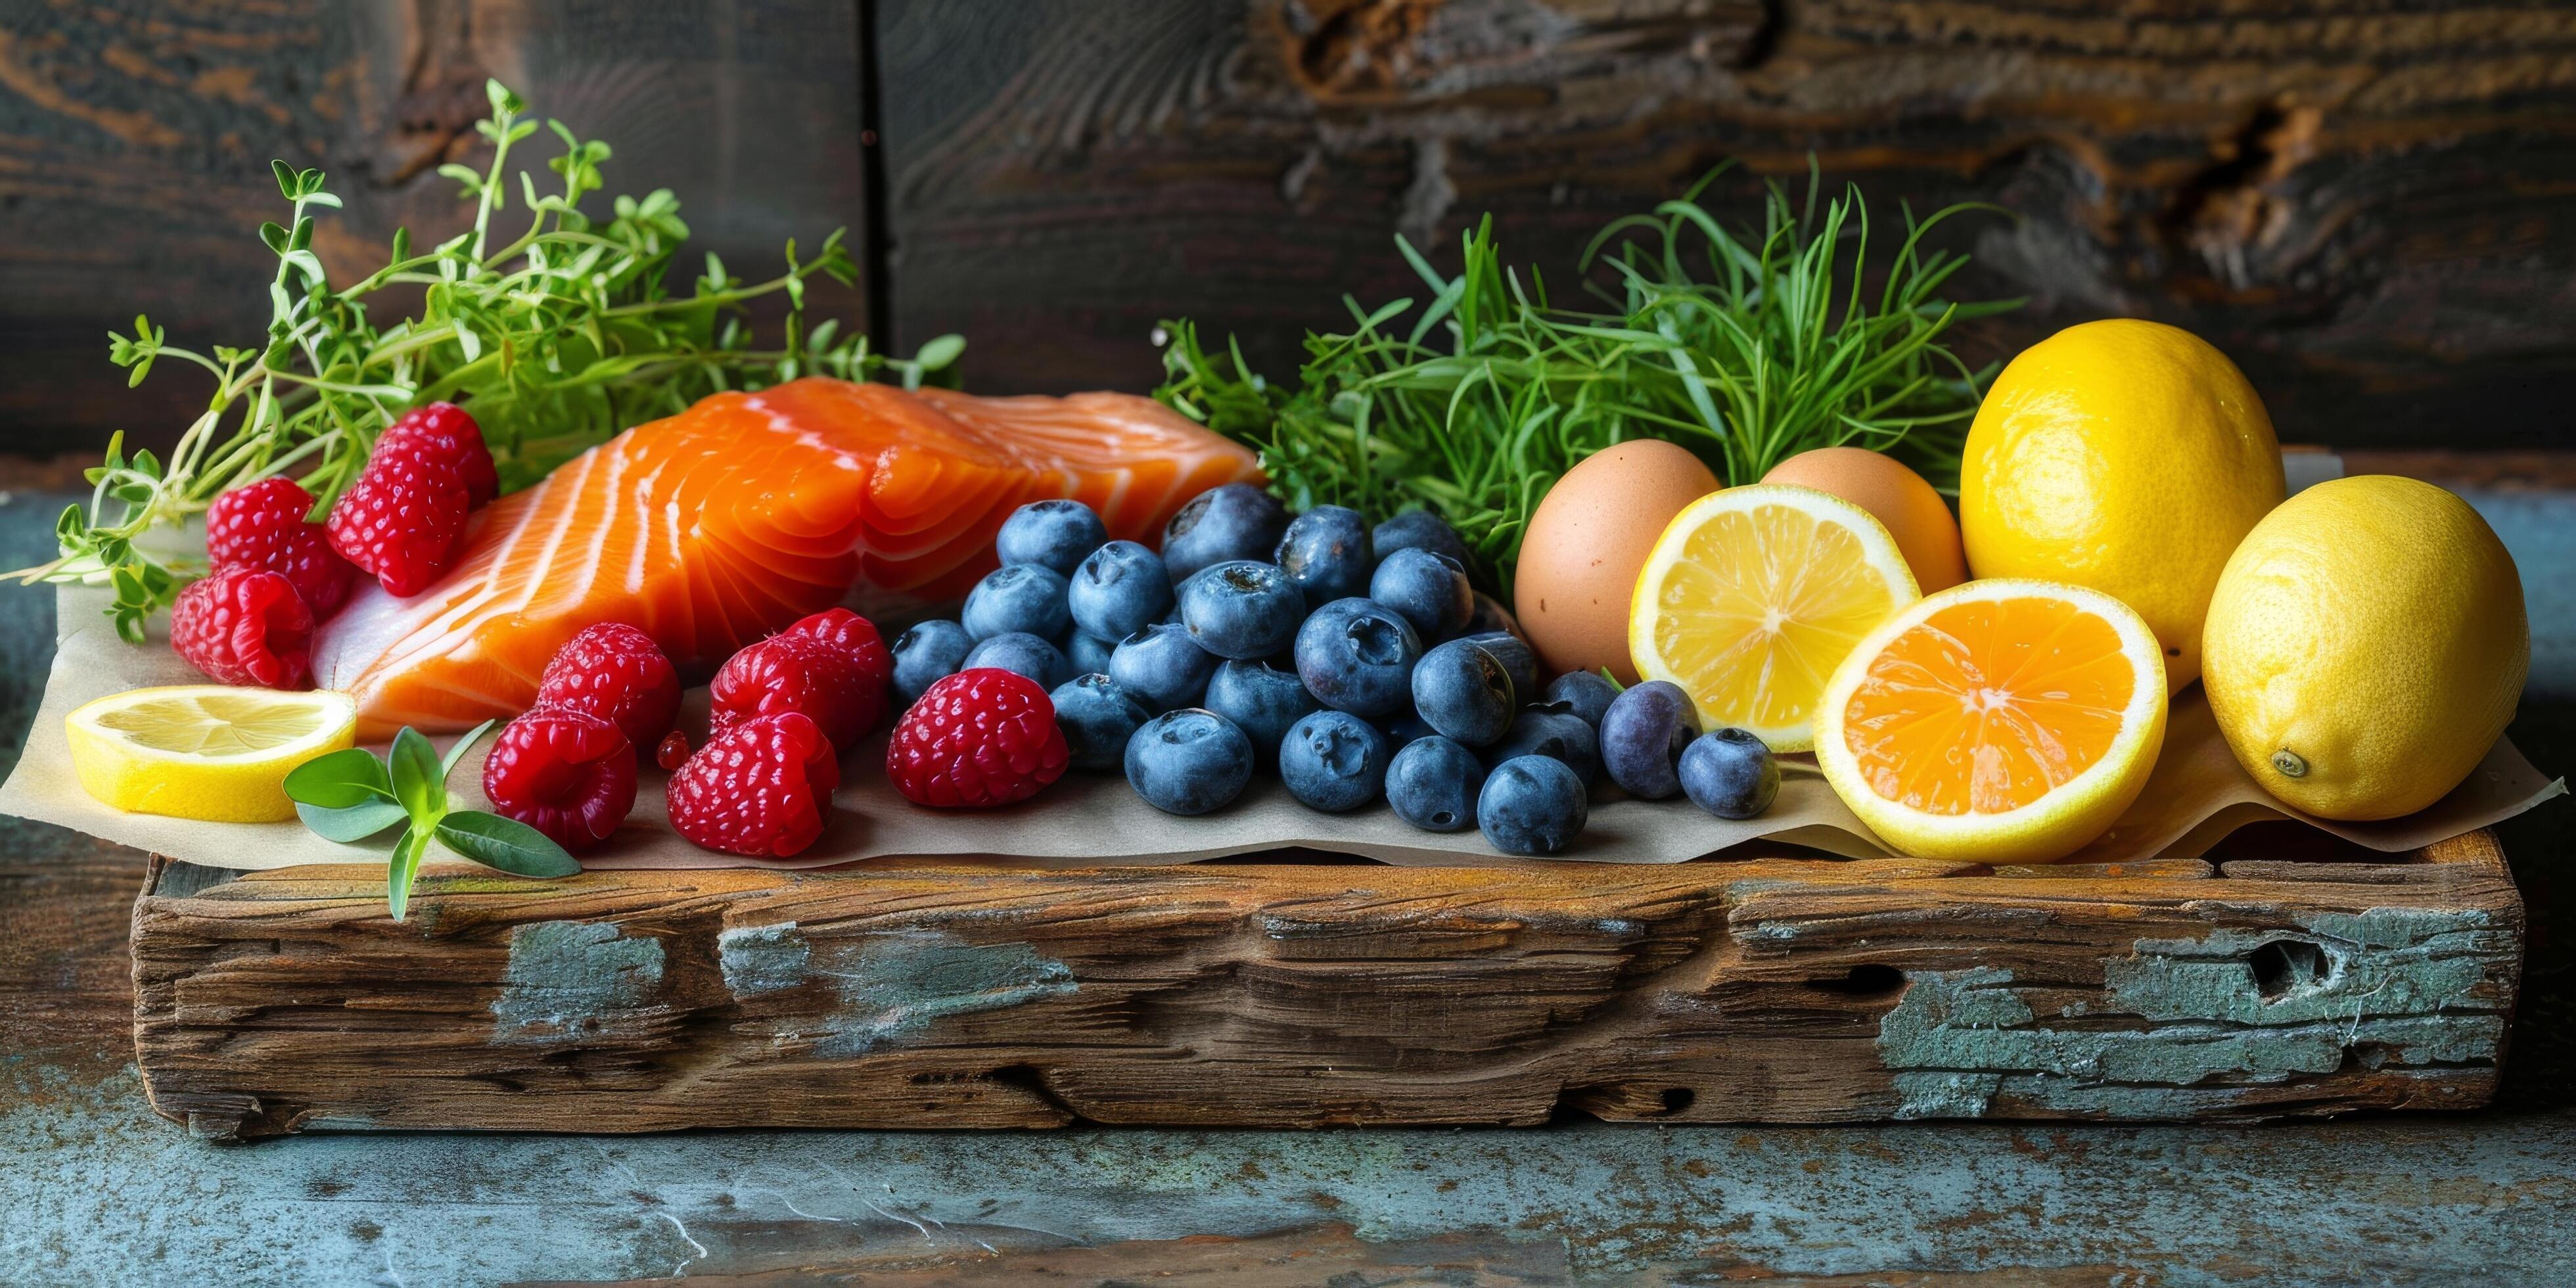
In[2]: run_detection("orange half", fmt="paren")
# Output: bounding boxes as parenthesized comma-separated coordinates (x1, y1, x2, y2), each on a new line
(1814, 580, 2168, 862)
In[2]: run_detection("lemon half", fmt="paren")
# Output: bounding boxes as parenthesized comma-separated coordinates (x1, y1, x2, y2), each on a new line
(1627, 484, 1921, 751)
(66, 686, 357, 822)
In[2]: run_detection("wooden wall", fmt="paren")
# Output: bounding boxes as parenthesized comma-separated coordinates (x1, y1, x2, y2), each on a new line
(7, 0, 2575, 457)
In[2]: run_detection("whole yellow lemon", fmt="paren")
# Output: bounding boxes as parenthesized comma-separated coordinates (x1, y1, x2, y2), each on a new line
(1960, 319, 2283, 691)
(2201, 475, 2527, 821)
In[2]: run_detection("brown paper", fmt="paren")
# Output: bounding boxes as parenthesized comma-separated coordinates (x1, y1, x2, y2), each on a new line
(1, 586, 2560, 871)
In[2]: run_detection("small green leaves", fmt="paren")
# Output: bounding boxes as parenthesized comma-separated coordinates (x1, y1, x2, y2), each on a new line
(285, 722, 574, 921)
(913, 334, 966, 372)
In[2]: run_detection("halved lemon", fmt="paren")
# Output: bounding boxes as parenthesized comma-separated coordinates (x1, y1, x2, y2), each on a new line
(1814, 580, 2168, 863)
(66, 686, 357, 822)
(1628, 484, 1921, 750)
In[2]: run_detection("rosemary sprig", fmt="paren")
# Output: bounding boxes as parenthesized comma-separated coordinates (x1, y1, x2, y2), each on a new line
(18, 79, 960, 642)
(1155, 164, 2018, 593)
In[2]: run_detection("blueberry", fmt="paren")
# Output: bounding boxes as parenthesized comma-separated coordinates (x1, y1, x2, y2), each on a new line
(1051, 674, 1151, 772)
(996, 499, 1108, 576)
(1067, 630, 1118, 678)
(1371, 507, 1471, 567)
(1294, 597, 1423, 719)
(1599, 679, 1701, 800)
(1411, 638, 1516, 747)
(1178, 560, 1304, 660)
(1204, 660, 1318, 768)
(1369, 547, 1473, 643)
(1068, 540, 1174, 641)
(1455, 631, 1537, 704)
(961, 564, 1071, 642)
(1279, 710, 1390, 812)
(962, 631, 1070, 689)
(1544, 670, 1619, 729)
(890, 619, 975, 706)
(1477, 755, 1589, 856)
(1125, 708, 1255, 815)
(1487, 708, 1600, 789)
(1465, 592, 1526, 645)
(1381, 710, 1437, 752)
(1274, 505, 1375, 607)
(1108, 622, 1220, 711)
(1162, 484, 1289, 581)
(1385, 735, 1486, 832)
(1680, 727, 1779, 820)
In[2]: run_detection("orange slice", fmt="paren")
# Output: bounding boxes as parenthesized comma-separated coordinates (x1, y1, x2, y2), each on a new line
(1814, 580, 2168, 862)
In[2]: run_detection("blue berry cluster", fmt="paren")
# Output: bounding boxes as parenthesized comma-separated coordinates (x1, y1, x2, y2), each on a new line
(886, 487, 1780, 852)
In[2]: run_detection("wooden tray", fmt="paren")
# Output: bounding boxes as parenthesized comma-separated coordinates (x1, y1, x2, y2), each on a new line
(129, 829, 2523, 1140)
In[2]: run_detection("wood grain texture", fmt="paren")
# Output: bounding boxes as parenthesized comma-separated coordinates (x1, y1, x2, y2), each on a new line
(129, 831, 2523, 1139)
(0, 0, 869, 455)
(878, 0, 2576, 447)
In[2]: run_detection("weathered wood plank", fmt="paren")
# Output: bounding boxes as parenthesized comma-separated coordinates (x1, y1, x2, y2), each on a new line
(877, 0, 2576, 448)
(129, 832, 2523, 1138)
(0, 0, 870, 455)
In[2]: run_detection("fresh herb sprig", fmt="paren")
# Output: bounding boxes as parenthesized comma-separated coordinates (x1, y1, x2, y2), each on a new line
(284, 720, 579, 921)
(17, 78, 961, 640)
(1156, 164, 2017, 591)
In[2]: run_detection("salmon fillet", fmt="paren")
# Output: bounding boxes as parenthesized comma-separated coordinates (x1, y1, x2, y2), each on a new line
(313, 377, 1262, 737)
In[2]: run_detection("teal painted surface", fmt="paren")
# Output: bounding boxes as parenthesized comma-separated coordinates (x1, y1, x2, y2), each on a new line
(490, 920, 668, 1044)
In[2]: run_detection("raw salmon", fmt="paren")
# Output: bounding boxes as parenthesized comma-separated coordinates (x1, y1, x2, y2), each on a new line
(313, 378, 1262, 737)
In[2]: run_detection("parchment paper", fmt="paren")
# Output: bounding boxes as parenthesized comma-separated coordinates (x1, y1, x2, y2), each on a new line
(1, 585, 2558, 871)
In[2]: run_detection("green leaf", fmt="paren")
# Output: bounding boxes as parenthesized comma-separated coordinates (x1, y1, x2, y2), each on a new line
(435, 810, 582, 878)
(297, 799, 409, 843)
(440, 718, 501, 777)
(913, 333, 966, 371)
(388, 727, 448, 827)
(486, 78, 527, 118)
(259, 221, 290, 254)
(386, 827, 428, 922)
(285, 747, 394, 809)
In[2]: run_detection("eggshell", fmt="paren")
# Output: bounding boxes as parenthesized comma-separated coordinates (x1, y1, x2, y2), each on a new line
(1761, 448, 1966, 592)
(1514, 439, 1720, 684)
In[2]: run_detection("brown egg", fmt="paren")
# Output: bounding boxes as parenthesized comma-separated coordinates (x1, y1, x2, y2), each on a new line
(1514, 439, 1720, 684)
(1761, 448, 1966, 593)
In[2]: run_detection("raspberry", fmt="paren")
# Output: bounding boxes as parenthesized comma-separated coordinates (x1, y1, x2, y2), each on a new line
(780, 607, 892, 735)
(169, 566, 313, 689)
(535, 623, 681, 748)
(327, 449, 470, 596)
(665, 711, 840, 858)
(886, 668, 1069, 808)
(378, 402, 498, 509)
(204, 477, 358, 620)
(709, 632, 872, 749)
(480, 706, 636, 853)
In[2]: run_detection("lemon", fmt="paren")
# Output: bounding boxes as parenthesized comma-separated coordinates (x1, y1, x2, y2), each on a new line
(1960, 319, 2284, 692)
(66, 686, 358, 823)
(1628, 484, 1920, 751)
(1815, 580, 2169, 863)
(2202, 476, 2527, 821)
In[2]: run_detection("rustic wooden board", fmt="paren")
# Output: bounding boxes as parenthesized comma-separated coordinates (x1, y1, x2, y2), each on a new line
(129, 829, 2523, 1139)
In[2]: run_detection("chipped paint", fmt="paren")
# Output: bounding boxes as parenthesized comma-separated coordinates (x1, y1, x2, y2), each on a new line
(490, 920, 665, 1044)
(718, 924, 1078, 1055)
(1878, 908, 2509, 1118)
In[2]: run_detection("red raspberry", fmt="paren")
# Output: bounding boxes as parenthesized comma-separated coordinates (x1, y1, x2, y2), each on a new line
(779, 607, 892, 735)
(480, 706, 636, 853)
(665, 711, 840, 858)
(327, 449, 469, 597)
(204, 477, 357, 620)
(378, 402, 498, 509)
(169, 566, 313, 689)
(535, 623, 680, 748)
(886, 668, 1069, 808)
(708, 632, 871, 749)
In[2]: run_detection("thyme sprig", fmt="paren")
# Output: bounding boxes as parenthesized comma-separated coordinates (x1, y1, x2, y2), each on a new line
(1156, 164, 2017, 592)
(19, 79, 959, 641)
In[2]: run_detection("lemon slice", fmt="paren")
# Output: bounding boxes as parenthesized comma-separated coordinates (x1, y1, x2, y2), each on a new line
(1628, 484, 1920, 750)
(1814, 580, 2169, 862)
(66, 686, 358, 822)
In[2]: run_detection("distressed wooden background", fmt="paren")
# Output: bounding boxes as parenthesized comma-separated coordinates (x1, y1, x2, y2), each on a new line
(5, 0, 2574, 458)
